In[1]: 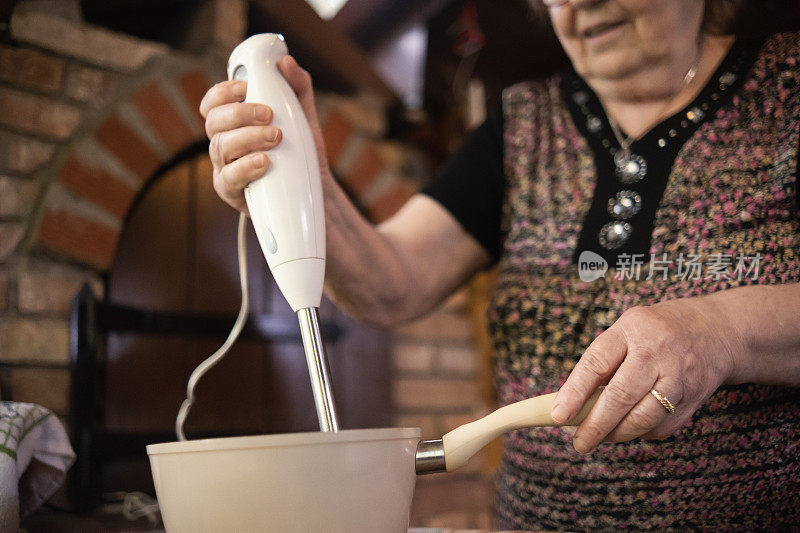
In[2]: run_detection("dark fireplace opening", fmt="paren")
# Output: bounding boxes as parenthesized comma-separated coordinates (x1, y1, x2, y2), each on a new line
(68, 145, 392, 508)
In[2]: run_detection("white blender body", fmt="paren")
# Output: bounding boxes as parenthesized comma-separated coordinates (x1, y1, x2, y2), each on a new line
(227, 34, 338, 432)
(227, 33, 325, 313)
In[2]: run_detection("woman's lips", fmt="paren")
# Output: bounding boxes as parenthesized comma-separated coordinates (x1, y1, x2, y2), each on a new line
(581, 19, 627, 43)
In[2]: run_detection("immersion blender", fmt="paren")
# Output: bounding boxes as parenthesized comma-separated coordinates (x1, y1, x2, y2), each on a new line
(227, 34, 339, 432)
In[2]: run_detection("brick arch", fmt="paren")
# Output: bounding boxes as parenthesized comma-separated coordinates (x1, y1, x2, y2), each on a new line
(33, 69, 215, 271)
(28, 59, 430, 272)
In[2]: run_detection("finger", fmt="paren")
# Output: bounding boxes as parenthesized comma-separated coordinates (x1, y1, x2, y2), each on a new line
(205, 102, 273, 139)
(642, 414, 687, 441)
(199, 80, 247, 119)
(641, 383, 688, 440)
(278, 55, 318, 125)
(605, 377, 683, 443)
(213, 152, 269, 211)
(209, 126, 282, 168)
(277, 56, 329, 167)
(571, 353, 659, 453)
(551, 327, 627, 424)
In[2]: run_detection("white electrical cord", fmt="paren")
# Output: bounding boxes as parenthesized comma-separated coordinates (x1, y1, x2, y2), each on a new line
(175, 212, 249, 441)
(102, 491, 161, 526)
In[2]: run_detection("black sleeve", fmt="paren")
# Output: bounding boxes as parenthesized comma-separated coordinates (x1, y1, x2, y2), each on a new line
(421, 103, 505, 262)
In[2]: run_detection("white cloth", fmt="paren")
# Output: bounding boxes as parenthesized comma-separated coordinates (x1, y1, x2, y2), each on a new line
(0, 402, 75, 532)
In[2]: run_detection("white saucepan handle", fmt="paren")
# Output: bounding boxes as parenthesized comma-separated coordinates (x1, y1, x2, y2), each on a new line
(442, 388, 603, 471)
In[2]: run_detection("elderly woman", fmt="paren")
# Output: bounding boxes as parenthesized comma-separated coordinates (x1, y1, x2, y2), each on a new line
(199, 0, 800, 529)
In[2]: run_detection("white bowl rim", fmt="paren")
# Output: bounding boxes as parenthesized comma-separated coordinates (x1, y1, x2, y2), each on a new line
(146, 427, 422, 455)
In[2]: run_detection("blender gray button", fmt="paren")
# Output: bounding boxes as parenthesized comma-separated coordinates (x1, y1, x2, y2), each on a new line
(232, 65, 248, 81)
(265, 228, 277, 253)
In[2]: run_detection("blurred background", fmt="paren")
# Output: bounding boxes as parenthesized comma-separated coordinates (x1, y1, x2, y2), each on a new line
(0, 0, 570, 530)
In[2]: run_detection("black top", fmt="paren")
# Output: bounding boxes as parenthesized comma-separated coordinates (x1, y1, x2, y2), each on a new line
(422, 39, 797, 265)
(421, 103, 505, 260)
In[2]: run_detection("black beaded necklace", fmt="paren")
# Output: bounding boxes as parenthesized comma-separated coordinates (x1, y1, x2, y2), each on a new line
(563, 38, 760, 264)
(608, 55, 699, 190)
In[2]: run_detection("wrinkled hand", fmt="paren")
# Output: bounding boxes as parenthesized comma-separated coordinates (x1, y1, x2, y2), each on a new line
(199, 55, 331, 213)
(551, 296, 743, 453)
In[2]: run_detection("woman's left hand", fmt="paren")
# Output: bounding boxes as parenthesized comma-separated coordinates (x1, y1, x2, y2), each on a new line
(550, 295, 745, 453)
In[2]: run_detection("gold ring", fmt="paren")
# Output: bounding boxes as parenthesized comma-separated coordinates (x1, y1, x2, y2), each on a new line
(650, 389, 675, 414)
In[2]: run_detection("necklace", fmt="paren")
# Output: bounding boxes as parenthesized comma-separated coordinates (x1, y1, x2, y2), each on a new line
(607, 51, 701, 184)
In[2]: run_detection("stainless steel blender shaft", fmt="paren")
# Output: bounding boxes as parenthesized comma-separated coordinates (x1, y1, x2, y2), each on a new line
(297, 307, 339, 431)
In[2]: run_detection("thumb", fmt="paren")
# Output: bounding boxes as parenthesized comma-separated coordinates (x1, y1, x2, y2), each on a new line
(277, 55, 329, 167)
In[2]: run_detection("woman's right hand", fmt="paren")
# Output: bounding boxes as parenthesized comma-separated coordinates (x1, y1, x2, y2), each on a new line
(199, 55, 331, 213)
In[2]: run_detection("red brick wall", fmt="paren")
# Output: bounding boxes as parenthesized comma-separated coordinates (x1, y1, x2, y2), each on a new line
(0, 3, 221, 416)
(394, 291, 496, 529)
(0, 3, 498, 529)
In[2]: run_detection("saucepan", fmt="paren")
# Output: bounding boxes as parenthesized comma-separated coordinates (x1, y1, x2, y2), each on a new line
(147, 389, 601, 532)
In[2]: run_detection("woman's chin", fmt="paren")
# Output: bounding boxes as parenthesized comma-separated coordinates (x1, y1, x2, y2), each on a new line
(572, 48, 649, 86)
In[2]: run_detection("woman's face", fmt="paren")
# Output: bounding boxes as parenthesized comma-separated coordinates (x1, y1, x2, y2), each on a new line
(547, 0, 705, 83)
